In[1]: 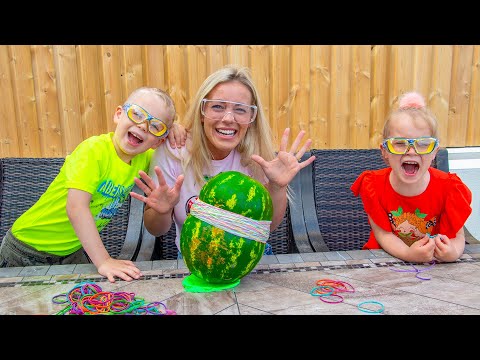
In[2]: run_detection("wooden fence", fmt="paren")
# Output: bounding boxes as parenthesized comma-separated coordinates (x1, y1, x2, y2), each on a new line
(1, 45, 479, 158)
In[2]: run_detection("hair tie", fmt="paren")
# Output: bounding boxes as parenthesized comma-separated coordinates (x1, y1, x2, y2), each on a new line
(399, 91, 426, 109)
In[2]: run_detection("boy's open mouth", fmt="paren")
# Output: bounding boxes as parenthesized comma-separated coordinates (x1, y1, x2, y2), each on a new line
(128, 131, 144, 145)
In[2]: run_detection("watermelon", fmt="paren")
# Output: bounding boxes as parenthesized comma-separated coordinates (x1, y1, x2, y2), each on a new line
(180, 171, 273, 284)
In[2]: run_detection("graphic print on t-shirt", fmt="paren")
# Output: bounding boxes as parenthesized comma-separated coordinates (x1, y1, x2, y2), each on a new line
(94, 180, 134, 229)
(388, 207, 437, 246)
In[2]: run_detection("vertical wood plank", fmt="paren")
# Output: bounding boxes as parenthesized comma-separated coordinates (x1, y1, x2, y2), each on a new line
(185, 45, 207, 121)
(9, 45, 41, 157)
(329, 45, 350, 147)
(143, 45, 166, 89)
(467, 45, 480, 145)
(413, 45, 433, 96)
(100, 45, 123, 133)
(31, 45, 63, 157)
(370, 45, 388, 147)
(448, 45, 474, 146)
(250, 46, 271, 141)
(165, 45, 187, 121)
(270, 45, 291, 144)
(310, 45, 330, 149)
(390, 45, 415, 106)
(226, 45, 249, 67)
(0, 45, 20, 157)
(122, 45, 144, 97)
(350, 45, 371, 149)
(290, 45, 310, 147)
(76, 45, 105, 139)
(206, 46, 226, 74)
(430, 45, 453, 143)
(54, 45, 83, 155)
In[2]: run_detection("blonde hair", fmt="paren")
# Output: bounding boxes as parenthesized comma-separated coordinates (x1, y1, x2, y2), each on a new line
(383, 91, 439, 139)
(182, 65, 276, 187)
(125, 87, 176, 127)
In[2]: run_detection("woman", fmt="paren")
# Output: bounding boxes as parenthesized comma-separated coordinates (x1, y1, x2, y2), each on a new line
(131, 65, 315, 257)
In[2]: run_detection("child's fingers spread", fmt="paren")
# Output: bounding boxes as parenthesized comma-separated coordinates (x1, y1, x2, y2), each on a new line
(154, 166, 167, 186)
(138, 170, 153, 183)
(134, 177, 151, 194)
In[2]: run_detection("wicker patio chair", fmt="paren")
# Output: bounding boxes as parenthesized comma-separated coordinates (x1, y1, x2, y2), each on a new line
(299, 148, 449, 252)
(0, 157, 145, 261)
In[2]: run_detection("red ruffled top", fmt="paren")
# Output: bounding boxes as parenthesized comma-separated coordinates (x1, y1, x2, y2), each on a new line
(351, 167, 472, 249)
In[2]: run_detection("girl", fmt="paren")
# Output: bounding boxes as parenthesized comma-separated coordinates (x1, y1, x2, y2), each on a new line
(351, 91, 472, 263)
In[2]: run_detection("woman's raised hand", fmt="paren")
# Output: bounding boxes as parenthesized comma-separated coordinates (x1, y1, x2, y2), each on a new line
(251, 128, 315, 189)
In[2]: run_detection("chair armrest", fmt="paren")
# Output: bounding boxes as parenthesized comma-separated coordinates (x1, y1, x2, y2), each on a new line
(300, 152, 330, 252)
(288, 159, 312, 253)
(135, 224, 157, 261)
(464, 226, 480, 244)
(435, 148, 449, 172)
(117, 184, 144, 261)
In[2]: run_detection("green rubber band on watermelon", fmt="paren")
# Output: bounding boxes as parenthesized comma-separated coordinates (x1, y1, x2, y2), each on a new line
(182, 273, 240, 292)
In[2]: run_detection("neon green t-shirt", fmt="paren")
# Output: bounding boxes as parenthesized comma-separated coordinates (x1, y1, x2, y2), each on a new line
(11, 132, 153, 256)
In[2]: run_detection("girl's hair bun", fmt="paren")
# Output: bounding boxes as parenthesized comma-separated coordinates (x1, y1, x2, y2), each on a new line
(399, 91, 426, 109)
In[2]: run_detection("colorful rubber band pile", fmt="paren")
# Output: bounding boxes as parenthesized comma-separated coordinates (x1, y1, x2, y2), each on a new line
(310, 278, 384, 314)
(52, 281, 176, 315)
(310, 278, 355, 303)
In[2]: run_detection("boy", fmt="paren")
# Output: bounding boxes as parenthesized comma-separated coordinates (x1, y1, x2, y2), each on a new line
(0, 87, 184, 283)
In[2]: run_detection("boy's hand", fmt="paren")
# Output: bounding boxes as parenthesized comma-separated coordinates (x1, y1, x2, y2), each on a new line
(131, 166, 184, 215)
(97, 257, 143, 283)
(167, 122, 186, 148)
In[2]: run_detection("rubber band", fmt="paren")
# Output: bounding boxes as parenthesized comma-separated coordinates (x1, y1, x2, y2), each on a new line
(357, 301, 384, 314)
(190, 198, 271, 243)
(52, 293, 69, 304)
(316, 293, 345, 304)
(390, 260, 436, 280)
(310, 285, 335, 297)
